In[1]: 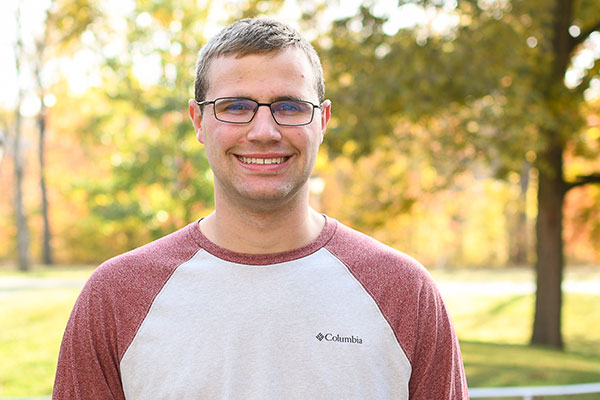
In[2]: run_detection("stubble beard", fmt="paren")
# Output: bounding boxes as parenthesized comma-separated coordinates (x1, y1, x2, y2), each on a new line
(214, 173, 311, 215)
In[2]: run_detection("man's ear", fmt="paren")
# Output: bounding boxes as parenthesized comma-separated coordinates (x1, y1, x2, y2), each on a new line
(319, 100, 332, 144)
(188, 99, 204, 144)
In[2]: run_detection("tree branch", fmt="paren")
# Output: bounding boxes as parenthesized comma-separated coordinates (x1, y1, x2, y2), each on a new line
(565, 173, 600, 191)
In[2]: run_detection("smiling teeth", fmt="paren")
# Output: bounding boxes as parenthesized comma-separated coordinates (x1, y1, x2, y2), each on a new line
(239, 156, 287, 165)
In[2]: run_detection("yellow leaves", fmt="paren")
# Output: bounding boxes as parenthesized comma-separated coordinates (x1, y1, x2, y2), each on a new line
(466, 120, 479, 133)
(155, 210, 169, 222)
(204, 168, 214, 183)
(110, 153, 122, 166)
(441, 42, 455, 53)
(116, 190, 129, 204)
(419, 163, 439, 189)
(341, 140, 358, 157)
(507, 171, 522, 185)
(94, 193, 108, 206)
(338, 72, 353, 87)
(500, 76, 513, 87)
(316, 146, 539, 267)
(314, 151, 329, 172)
(459, 13, 472, 27)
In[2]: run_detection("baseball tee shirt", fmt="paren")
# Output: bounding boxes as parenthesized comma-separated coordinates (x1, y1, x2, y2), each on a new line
(53, 216, 468, 399)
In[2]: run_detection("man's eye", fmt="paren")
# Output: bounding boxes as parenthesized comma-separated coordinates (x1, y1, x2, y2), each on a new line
(218, 100, 254, 113)
(273, 101, 306, 114)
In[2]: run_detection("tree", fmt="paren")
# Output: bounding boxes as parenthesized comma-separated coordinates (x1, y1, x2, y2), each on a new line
(3, 0, 100, 267)
(33, 2, 54, 265)
(526, 0, 597, 349)
(319, 0, 600, 348)
(12, 1, 32, 272)
(33, 0, 100, 265)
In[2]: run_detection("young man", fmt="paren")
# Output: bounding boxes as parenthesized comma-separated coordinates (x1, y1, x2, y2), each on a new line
(53, 18, 468, 399)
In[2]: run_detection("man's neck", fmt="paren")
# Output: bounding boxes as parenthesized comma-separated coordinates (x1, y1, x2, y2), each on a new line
(199, 195, 325, 255)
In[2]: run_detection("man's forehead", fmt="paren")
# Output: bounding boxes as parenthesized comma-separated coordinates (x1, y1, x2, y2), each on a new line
(205, 48, 316, 98)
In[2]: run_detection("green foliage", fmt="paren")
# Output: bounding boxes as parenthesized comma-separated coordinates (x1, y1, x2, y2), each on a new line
(63, 0, 218, 257)
(319, 0, 600, 183)
(323, 2, 548, 165)
(228, 0, 286, 20)
(51, 0, 102, 45)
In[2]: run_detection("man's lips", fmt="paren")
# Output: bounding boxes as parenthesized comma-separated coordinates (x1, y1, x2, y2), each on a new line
(236, 155, 291, 165)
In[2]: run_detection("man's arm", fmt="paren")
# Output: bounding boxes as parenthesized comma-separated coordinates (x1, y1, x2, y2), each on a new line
(53, 270, 126, 400)
(407, 279, 469, 399)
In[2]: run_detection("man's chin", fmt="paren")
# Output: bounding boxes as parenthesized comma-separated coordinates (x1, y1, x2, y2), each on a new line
(234, 187, 304, 211)
(215, 177, 310, 211)
(241, 191, 294, 206)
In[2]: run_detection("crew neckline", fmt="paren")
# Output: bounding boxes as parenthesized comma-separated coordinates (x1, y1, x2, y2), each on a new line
(186, 215, 337, 265)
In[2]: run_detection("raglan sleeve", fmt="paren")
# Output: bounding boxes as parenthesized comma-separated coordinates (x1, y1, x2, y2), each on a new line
(52, 267, 126, 400)
(408, 274, 469, 399)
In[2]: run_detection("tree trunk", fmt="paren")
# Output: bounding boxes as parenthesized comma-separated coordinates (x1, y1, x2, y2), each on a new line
(531, 142, 565, 348)
(34, 22, 53, 265)
(509, 162, 530, 266)
(14, 107, 31, 272)
(13, 4, 31, 272)
(38, 104, 53, 265)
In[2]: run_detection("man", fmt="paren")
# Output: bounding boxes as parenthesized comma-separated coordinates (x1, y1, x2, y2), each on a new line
(53, 18, 468, 399)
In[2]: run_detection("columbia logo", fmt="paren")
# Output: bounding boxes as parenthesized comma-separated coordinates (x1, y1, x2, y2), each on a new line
(315, 332, 363, 344)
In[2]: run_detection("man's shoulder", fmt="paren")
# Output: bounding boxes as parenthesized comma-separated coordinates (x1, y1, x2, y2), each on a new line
(327, 219, 424, 272)
(325, 218, 436, 295)
(88, 221, 201, 289)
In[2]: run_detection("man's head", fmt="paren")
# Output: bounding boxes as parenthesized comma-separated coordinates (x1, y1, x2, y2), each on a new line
(194, 18, 325, 103)
(188, 18, 331, 213)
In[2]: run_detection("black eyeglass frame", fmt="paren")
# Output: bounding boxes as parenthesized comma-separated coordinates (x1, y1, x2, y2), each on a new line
(196, 97, 323, 127)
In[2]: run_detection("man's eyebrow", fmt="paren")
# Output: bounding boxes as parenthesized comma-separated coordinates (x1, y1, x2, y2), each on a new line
(224, 95, 308, 102)
(273, 95, 302, 101)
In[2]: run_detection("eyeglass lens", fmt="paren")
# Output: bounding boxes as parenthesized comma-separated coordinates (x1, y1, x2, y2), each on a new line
(213, 98, 315, 126)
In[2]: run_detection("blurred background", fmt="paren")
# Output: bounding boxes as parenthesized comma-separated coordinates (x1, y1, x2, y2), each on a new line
(0, 0, 599, 398)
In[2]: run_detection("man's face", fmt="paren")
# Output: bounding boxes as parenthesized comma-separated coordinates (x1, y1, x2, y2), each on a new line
(189, 48, 331, 211)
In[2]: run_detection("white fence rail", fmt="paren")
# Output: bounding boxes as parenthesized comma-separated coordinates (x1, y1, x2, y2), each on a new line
(469, 382, 600, 399)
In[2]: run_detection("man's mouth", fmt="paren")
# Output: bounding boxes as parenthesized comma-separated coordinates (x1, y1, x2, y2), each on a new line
(237, 156, 290, 165)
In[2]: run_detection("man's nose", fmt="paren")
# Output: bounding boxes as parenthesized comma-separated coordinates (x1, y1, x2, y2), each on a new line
(246, 105, 282, 142)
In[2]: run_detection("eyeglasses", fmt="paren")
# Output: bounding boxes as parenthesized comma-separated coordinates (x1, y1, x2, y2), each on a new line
(196, 97, 322, 126)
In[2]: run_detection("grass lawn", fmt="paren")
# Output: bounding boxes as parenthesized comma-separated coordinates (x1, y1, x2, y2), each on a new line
(0, 288, 82, 396)
(434, 267, 600, 399)
(456, 293, 600, 395)
(462, 341, 600, 399)
(1, 265, 599, 397)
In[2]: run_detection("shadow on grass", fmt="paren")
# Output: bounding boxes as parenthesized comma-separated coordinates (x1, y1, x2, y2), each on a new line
(463, 295, 530, 331)
(462, 340, 600, 389)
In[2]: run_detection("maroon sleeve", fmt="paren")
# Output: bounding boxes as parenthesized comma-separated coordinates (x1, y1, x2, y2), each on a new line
(52, 267, 127, 400)
(404, 271, 468, 399)
(326, 221, 469, 399)
(52, 223, 201, 399)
